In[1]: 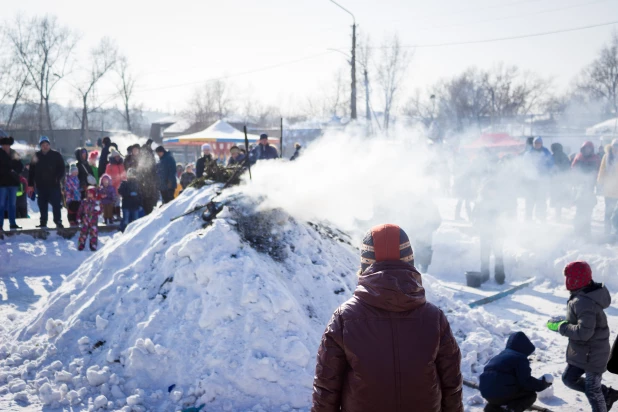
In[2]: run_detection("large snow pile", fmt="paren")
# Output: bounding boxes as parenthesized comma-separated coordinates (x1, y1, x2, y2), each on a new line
(0, 184, 512, 411)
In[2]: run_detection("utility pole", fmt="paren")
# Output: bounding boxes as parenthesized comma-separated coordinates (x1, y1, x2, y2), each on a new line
(364, 66, 370, 121)
(330, 0, 357, 121)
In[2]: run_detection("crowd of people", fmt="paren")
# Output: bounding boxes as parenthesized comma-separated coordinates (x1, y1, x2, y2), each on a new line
(312, 224, 618, 412)
(0, 131, 300, 245)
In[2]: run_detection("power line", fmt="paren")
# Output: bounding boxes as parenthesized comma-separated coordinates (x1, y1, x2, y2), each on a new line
(369, 20, 618, 49)
(415, 0, 613, 32)
(53, 50, 337, 101)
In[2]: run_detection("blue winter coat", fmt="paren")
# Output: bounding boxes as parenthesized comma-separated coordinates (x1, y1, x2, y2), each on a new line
(156, 151, 177, 191)
(479, 332, 546, 399)
(250, 144, 278, 163)
(523, 147, 554, 176)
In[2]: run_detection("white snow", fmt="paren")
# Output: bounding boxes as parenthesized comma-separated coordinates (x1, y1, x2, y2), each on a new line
(2, 131, 618, 411)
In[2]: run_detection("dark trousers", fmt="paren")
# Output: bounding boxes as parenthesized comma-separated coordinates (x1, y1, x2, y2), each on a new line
(480, 230, 505, 282)
(67, 201, 80, 224)
(121, 207, 142, 232)
(485, 391, 536, 412)
(37, 186, 62, 225)
(142, 194, 158, 215)
(563, 364, 608, 412)
(161, 189, 175, 205)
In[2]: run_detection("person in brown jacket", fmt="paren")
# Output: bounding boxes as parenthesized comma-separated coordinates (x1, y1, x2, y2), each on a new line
(311, 223, 463, 412)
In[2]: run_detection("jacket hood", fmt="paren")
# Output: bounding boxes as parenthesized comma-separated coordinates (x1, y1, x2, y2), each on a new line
(75, 147, 88, 163)
(506, 331, 535, 356)
(355, 261, 426, 312)
(551, 143, 564, 153)
(100, 174, 112, 183)
(581, 141, 595, 151)
(575, 282, 611, 309)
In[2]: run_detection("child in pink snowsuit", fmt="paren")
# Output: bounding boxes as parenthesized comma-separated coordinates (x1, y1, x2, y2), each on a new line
(77, 186, 100, 251)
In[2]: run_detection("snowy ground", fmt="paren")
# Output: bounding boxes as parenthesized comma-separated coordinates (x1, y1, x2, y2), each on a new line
(1, 184, 618, 411)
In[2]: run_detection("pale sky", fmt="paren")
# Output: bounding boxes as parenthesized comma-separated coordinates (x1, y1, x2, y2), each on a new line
(4, 0, 618, 116)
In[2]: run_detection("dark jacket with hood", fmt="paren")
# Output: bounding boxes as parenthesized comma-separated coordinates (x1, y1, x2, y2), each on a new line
(195, 153, 213, 178)
(118, 178, 142, 211)
(156, 150, 177, 191)
(311, 261, 463, 412)
(250, 143, 278, 163)
(75, 148, 94, 190)
(479, 332, 547, 399)
(98, 139, 112, 176)
(551, 143, 571, 173)
(559, 282, 611, 373)
(28, 148, 65, 189)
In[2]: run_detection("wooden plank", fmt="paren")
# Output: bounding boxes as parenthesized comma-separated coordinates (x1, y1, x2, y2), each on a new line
(1, 225, 119, 240)
(468, 278, 536, 309)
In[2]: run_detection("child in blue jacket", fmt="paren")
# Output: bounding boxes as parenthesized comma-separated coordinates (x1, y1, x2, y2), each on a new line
(479, 332, 551, 412)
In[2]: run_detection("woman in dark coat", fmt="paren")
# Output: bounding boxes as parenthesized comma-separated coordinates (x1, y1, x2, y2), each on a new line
(75, 147, 95, 197)
(0, 136, 24, 231)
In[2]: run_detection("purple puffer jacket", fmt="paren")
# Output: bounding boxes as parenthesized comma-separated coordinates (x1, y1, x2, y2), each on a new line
(98, 184, 117, 205)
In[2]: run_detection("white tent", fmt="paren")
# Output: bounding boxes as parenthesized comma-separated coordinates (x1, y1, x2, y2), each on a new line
(586, 117, 618, 136)
(162, 120, 265, 145)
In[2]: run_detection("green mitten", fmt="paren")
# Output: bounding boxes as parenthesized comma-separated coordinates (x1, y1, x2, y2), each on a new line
(547, 316, 567, 332)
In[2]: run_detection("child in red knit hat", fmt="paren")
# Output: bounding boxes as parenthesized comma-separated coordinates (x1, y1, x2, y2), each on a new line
(547, 261, 618, 411)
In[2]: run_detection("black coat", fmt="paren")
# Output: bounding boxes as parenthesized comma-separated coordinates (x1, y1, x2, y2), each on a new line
(75, 148, 94, 189)
(118, 178, 142, 211)
(0, 149, 24, 187)
(479, 332, 546, 399)
(98, 144, 111, 176)
(195, 154, 213, 178)
(28, 149, 65, 189)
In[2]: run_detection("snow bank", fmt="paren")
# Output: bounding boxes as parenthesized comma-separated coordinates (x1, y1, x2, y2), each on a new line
(0, 184, 511, 411)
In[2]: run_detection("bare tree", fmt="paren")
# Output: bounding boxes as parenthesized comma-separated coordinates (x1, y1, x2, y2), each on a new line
(4, 14, 79, 137)
(183, 80, 234, 132)
(73, 37, 118, 145)
(375, 34, 412, 130)
(577, 32, 618, 116)
(116, 55, 137, 132)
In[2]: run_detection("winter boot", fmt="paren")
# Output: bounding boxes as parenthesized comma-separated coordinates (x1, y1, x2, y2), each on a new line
(606, 387, 618, 410)
(78, 245, 85, 251)
(90, 246, 97, 252)
(495, 263, 506, 285)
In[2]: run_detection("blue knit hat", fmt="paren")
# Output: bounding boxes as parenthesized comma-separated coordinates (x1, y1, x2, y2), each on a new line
(533, 136, 543, 145)
(39, 136, 51, 146)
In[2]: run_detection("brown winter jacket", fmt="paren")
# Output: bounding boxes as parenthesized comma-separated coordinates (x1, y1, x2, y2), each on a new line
(311, 261, 463, 412)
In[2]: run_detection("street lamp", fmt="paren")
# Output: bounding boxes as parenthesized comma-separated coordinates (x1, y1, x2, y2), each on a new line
(329, 0, 357, 121)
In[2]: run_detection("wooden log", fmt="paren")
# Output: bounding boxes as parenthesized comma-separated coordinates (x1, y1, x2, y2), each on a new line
(468, 278, 536, 309)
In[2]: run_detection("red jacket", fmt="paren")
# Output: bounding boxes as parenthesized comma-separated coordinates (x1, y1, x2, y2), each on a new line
(312, 261, 463, 412)
(105, 160, 126, 191)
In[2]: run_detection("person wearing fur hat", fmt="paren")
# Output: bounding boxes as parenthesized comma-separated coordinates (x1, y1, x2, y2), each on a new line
(598, 139, 618, 235)
(195, 143, 214, 178)
(0, 136, 24, 231)
(227, 145, 245, 167)
(312, 224, 463, 412)
(77, 186, 100, 251)
(27, 136, 66, 229)
(105, 147, 126, 220)
(548, 261, 618, 411)
(180, 163, 196, 190)
(98, 174, 117, 225)
(65, 164, 82, 226)
(74, 147, 95, 197)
